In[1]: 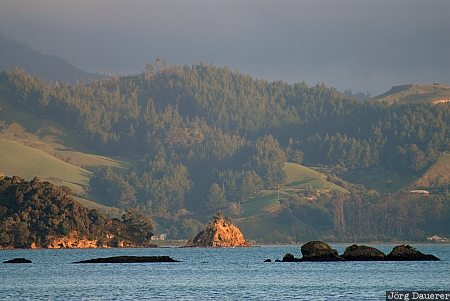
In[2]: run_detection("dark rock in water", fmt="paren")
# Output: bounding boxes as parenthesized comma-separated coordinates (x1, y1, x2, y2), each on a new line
(342, 245, 386, 261)
(73, 255, 180, 264)
(282, 253, 302, 262)
(264, 259, 272, 262)
(386, 245, 440, 261)
(3, 257, 32, 263)
(277, 242, 440, 263)
(301, 241, 344, 261)
(275, 259, 281, 262)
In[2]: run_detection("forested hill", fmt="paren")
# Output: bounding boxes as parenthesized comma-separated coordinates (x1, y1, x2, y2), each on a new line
(0, 176, 155, 249)
(1, 65, 448, 171)
(0, 33, 101, 84)
(0, 65, 449, 242)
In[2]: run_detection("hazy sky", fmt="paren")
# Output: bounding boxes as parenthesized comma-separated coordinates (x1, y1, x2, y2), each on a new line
(0, 0, 449, 94)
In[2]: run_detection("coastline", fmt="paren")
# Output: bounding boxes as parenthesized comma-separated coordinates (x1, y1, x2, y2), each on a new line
(2, 241, 449, 251)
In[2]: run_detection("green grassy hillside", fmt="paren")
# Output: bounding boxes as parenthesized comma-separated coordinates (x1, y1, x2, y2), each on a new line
(238, 162, 347, 217)
(341, 167, 417, 194)
(1, 69, 448, 242)
(74, 197, 122, 217)
(1, 95, 128, 168)
(0, 96, 128, 214)
(0, 137, 124, 215)
(0, 94, 128, 167)
(284, 162, 348, 193)
(0, 138, 92, 194)
(374, 83, 450, 105)
(341, 154, 450, 194)
(414, 153, 450, 188)
(230, 162, 348, 241)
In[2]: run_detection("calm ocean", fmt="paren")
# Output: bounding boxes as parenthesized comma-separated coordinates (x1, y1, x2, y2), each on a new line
(1, 244, 449, 300)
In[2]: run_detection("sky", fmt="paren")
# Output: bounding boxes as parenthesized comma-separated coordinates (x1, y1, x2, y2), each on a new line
(0, 0, 449, 95)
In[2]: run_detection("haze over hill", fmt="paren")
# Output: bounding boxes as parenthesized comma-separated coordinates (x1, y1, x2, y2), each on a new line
(0, 0, 449, 94)
(0, 33, 100, 83)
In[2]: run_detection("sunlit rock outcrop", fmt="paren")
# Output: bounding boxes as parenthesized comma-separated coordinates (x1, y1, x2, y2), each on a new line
(186, 212, 250, 247)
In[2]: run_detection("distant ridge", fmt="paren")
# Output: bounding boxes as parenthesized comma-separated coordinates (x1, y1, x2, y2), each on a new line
(375, 84, 413, 99)
(374, 83, 450, 104)
(0, 33, 101, 84)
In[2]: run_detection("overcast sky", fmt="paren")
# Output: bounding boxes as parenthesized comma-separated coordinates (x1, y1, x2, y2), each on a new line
(0, 0, 449, 94)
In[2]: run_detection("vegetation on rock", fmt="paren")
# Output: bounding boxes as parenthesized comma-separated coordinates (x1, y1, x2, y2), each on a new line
(186, 212, 250, 247)
(0, 176, 155, 249)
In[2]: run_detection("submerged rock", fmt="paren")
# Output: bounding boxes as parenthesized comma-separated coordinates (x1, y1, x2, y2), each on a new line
(342, 245, 386, 261)
(386, 245, 440, 261)
(73, 255, 179, 264)
(3, 258, 32, 263)
(264, 259, 272, 263)
(301, 241, 344, 261)
(186, 212, 250, 247)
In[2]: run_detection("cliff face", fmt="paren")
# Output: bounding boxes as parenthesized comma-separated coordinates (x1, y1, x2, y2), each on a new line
(45, 231, 100, 249)
(29, 232, 153, 249)
(187, 213, 250, 247)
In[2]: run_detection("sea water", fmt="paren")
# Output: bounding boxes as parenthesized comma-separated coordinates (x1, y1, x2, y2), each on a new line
(0, 245, 449, 300)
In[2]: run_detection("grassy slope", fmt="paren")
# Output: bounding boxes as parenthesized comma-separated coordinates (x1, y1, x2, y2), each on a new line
(0, 137, 124, 215)
(341, 153, 450, 194)
(414, 153, 450, 188)
(0, 138, 92, 195)
(284, 162, 347, 193)
(73, 197, 122, 217)
(0, 96, 126, 214)
(374, 83, 450, 105)
(341, 167, 417, 194)
(239, 162, 347, 216)
(233, 162, 348, 240)
(236, 158, 450, 241)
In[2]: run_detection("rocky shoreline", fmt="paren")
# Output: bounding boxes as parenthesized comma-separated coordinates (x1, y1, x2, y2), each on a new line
(2, 241, 440, 265)
(276, 241, 440, 262)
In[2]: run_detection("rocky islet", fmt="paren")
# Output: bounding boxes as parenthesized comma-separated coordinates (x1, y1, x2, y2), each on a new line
(73, 255, 179, 264)
(186, 212, 250, 247)
(278, 241, 440, 262)
(3, 257, 32, 263)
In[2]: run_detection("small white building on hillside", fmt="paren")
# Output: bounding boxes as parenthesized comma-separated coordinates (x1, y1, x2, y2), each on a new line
(427, 235, 448, 242)
(409, 189, 430, 196)
(151, 234, 167, 241)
